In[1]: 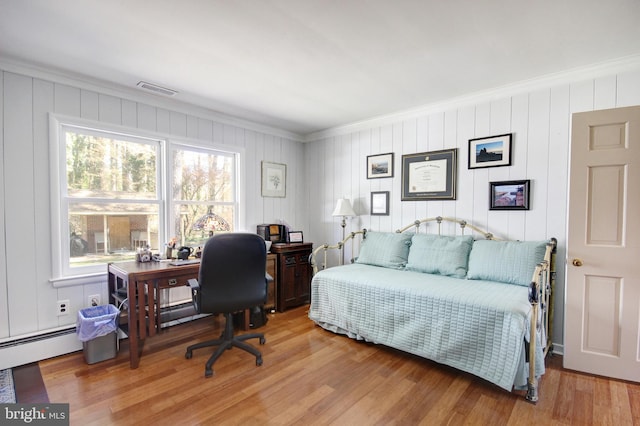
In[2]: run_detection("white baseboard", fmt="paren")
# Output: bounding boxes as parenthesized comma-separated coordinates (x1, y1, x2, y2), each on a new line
(551, 343, 564, 356)
(0, 330, 82, 370)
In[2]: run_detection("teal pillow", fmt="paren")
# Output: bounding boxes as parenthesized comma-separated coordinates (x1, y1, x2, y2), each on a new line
(467, 240, 548, 286)
(355, 232, 412, 269)
(406, 234, 474, 278)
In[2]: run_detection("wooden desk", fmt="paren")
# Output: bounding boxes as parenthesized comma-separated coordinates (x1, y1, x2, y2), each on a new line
(108, 255, 276, 369)
(108, 260, 201, 369)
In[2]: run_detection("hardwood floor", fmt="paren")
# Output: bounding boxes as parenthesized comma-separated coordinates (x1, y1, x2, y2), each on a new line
(22, 306, 639, 425)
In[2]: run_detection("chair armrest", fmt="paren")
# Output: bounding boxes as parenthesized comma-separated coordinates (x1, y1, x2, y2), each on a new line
(266, 272, 273, 282)
(187, 278, 200, 289)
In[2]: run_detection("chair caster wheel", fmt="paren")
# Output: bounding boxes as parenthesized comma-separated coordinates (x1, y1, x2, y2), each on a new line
(259, 337, 266, 345)
(185, 351, 192, 359)
(256, 356, 263, 366)
(205, 369, 213, 378)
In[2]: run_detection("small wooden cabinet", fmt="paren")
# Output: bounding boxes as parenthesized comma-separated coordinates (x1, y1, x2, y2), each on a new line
(271, 243, 313, 312)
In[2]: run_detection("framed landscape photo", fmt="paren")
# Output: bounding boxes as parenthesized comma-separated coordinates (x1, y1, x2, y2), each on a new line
(490, 180, 530, 210)
(401, 148, 457, 201)
(261, 161, 286, 197)
(468, 133, 512, 169)
(367, 152, 394, 179)
(370, 191, 389, 215)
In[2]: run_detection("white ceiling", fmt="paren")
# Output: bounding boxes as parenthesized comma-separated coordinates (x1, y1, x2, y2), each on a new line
(1, 0, 640, 136)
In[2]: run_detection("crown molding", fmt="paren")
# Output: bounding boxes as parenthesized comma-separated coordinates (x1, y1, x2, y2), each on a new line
(304, 53, 640, 142)
(0, 55, 304, 142)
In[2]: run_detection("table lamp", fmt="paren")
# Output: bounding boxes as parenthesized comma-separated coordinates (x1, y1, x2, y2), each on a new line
(332, 198, 356, 264)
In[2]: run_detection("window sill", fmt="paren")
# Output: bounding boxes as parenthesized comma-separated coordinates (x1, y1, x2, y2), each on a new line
(49, 273, 106, 288)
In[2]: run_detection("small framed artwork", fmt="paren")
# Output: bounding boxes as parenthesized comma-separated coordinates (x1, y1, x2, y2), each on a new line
(370, 191, 390, 215)
(468, 133, 512, 169)
(490, 180, 530, 210)
(367, 152, 394, 179)
(288, 231, 304, 243)
(261, 161, 286, 197)
(401, 148, 457, 201)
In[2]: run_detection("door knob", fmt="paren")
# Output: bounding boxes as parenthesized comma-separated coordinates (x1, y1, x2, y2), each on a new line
(572, 258, 583, 267)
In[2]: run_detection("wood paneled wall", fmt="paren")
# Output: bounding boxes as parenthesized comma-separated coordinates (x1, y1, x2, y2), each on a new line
(0, 67, 307, 344)
(2, 60, 640, 362)
(304, 67, 640, 352)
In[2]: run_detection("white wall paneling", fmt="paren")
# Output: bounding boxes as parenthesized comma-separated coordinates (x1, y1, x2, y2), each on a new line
(2, 60, 640, 364)
(0, 70, 6, 339)
(305, 67, 640, 352)
(0, 67, 305, 366)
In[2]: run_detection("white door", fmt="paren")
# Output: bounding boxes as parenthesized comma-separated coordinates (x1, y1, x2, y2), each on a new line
(565, 105, 640, 381)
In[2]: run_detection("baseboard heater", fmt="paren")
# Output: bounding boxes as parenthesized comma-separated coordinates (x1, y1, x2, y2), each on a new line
(0, 327, 76, 349)
(0, 327, 82, 370)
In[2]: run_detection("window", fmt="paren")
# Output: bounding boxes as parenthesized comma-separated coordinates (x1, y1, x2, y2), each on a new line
(170, 144, 237, 246)
(50, 117, 240, 282)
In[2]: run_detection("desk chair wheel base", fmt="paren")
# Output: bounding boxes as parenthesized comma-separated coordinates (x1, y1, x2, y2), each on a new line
(186, 312, 265, 378)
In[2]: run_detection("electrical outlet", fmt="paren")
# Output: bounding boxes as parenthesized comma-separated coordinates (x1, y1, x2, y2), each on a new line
(57, 300, 70, 316)
(88, 294, 101, 307)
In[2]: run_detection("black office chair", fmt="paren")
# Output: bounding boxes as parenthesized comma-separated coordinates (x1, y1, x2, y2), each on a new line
(185, 233, 267, 377)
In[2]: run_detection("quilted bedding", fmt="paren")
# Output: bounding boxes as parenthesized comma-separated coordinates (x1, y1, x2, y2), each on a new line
(308, 263, 545, 391)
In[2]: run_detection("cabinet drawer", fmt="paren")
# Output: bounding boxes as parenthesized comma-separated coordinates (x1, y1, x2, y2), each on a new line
(283, 253, 310, 266)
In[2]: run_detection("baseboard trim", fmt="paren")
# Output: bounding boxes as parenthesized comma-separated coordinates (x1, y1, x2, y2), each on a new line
(552, 343, 564, 356)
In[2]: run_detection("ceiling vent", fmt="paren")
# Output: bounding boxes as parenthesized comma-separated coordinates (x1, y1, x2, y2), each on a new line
(136, 81, 178, 97)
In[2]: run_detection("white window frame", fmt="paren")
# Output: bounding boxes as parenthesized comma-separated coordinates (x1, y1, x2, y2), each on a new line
(166, 139, 242, 246)
(49, 115, 244, 287)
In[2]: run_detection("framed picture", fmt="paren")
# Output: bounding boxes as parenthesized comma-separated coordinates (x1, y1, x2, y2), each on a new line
(261, 161, 286, 197)
(490, 180, 530, 210)
(468, 133, 512, 169)
(370, 191, 389, 215)
(366, 152, 394, 179)
(401, 149, 457, 201)
(288, 231, 303, 243)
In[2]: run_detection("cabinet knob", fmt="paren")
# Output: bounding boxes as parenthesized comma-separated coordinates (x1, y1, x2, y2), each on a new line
(572, 258, 583, 267)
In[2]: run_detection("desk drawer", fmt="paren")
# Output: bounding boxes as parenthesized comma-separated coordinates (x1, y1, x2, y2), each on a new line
(151, 273, 195, 289)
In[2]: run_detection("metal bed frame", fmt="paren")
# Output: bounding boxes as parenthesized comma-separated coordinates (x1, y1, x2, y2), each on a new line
(310, 216, 556, 403)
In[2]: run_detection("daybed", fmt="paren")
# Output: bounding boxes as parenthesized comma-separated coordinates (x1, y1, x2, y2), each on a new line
(309, 217, 555, 403)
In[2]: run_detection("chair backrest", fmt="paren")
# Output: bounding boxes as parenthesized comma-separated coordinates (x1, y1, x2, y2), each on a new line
(197, 233, 267, 314)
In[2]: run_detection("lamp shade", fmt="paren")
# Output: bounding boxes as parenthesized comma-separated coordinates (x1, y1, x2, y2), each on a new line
(192, 206, 231, 232)
(332, 199, 356, 217)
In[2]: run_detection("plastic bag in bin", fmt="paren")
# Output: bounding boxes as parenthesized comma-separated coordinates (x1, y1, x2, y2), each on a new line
(76, 304, 120, 342)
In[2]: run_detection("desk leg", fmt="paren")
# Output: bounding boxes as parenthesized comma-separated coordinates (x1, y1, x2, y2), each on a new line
(133, 279, 148, 369)
(128, 280, 140, 369)
(148, 281, 157, 338)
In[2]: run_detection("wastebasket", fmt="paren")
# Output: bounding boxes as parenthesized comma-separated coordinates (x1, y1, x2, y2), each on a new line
(76, 304, 119, 364)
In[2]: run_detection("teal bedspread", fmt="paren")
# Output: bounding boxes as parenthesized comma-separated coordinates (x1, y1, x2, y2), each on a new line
(308, 263, 544, 391)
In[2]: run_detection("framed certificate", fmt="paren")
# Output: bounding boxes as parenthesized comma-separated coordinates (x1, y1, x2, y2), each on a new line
(288, 231, 303, 243)
(401, 149, 457, 201)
